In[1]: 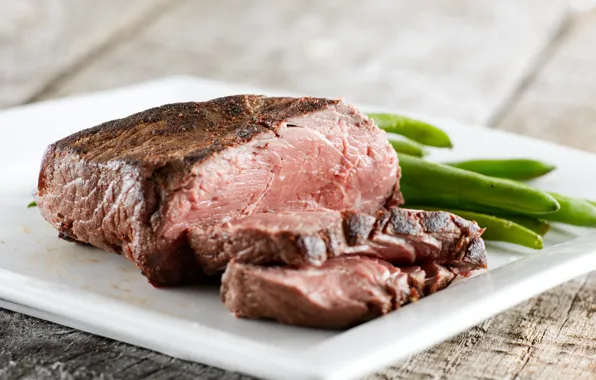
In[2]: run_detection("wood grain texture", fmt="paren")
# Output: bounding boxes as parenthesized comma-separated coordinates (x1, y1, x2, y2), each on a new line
(0, 0, 175, 109)
(3, 1, 596, 380)
(0, 308, 252, 380)
(371, 9, 596, 380)
(370, 273, 596, 380)
(497, 10, 596, 153)
(43, 0, 568, 125)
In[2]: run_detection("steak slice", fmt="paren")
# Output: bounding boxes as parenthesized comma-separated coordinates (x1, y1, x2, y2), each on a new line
(221, 256, 456, 329)
(371, 207, 487, 275)
(188, 206, 487, 275)
(36, 95, 400, 285)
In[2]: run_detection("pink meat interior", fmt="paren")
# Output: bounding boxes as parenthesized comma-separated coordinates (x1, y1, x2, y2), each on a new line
(161, 102, 399, 240)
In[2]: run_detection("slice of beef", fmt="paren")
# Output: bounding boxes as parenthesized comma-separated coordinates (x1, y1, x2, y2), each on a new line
(188, 206, 487, 275)
(221, 256, 456, 329)
(189, 210, 344, 274)
(36, 95, 400, 285)
(370, 207, 487, 275)
(422, 262, 458, 294)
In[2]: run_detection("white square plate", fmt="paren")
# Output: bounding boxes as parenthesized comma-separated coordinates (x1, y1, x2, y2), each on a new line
(1, 76, 596, 380)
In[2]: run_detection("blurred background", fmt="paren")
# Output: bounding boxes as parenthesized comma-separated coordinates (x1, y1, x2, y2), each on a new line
(2, 0, 596, 152)
(2, 1, 596, 379)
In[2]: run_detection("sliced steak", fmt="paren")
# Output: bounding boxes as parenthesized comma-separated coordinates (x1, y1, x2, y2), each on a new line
(189, 206, 487, 275)
(221, 256, 456, 329)
(422, 262, 458, 294)
(371, 207, 486, 275)
(189, 210, 345, 274)
(37, 95, 400, 285)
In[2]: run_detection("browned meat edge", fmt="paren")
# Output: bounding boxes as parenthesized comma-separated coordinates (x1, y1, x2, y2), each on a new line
(189, 206, 487, 275)
(221, 257, 457, 329)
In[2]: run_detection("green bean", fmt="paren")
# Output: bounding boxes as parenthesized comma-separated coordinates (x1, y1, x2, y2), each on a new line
(388, 138, 427, 157)
(401, 185, 513, 214)
(540, 192, 596, 227)
(484, 192, 596, 227)
(398, 154, 560, 214)
(409, 205, 543, 249)
(401, 184, 471, 208)
(401, 185, 549, 235)
(497, 215, 550, 236)
(444, 158, 556, 180)
(438, 161, 596, 226)
(403, 183, 595, 228)
(367, 113, 453, 148)
(27, 201, 37, 208)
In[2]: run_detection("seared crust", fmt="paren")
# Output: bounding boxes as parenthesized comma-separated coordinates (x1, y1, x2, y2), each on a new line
(376, 207, 487, 273)
(51, 95, 340, 168)
(36, 95, 353, 286)
(189, 207, 487, 275)
(221, 257, 457, 329)
(42, 95, 345, 195)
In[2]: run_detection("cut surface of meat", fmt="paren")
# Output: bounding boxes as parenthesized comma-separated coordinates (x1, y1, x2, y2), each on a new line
(221, 256, 456, 329)
(189, 210, 345, 274)
(36, 95, 400, 285)
(372, 207, 486, 275)
(189, 206, 487, 275)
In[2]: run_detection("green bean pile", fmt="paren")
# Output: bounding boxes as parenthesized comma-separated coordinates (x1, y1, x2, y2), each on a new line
(368, 113, 596, 249)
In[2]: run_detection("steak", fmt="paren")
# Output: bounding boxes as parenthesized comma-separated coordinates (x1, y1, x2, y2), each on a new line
(221, 257, 457, 329)
(36, 95, 400, 285)
(188, 206, 487, 275)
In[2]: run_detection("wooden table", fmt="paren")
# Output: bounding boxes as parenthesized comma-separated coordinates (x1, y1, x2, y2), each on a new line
(2, 1, 596, 379)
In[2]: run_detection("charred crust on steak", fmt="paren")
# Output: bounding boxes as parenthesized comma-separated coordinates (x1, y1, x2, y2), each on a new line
(371, 208, 391, 236)
(419, 211, 452, 233)
(51, 95, 340, 170)
(36, 94, 402, 286)
(190, 206, 487, 277)
(387, 207, 421, 235)
(450, 236, 487, 275)
(341, 211, 376, 246)
(220, 257, 461, 329)
(322, 227, 343, 258)
(294, 235, 328, 265)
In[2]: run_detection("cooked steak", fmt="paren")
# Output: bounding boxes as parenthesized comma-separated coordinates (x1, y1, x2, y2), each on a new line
(221, 256, 456, 329)
(36, 95, 400, 285)
(189, 210, 344, 274)
(370, 207, 487, 275)
(188, 206, 487, 275)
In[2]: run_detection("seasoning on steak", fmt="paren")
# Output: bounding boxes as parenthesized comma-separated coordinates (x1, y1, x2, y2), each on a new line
(221, 256, 457, 329)
(370, 207, 487, 275)
(188, 206, 487, 275)
(36, 95, 400, 285)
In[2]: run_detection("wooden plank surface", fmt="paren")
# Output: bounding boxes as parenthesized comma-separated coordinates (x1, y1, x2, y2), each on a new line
(0, 0, 175, 109)
(497, 10, 596, 152)
(4, 1, 596, 380)
(370, 274, 596, 380)
(371, 9, 596, 379)
(0, 309, 252, 380)
(41, 0, 568, 125)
